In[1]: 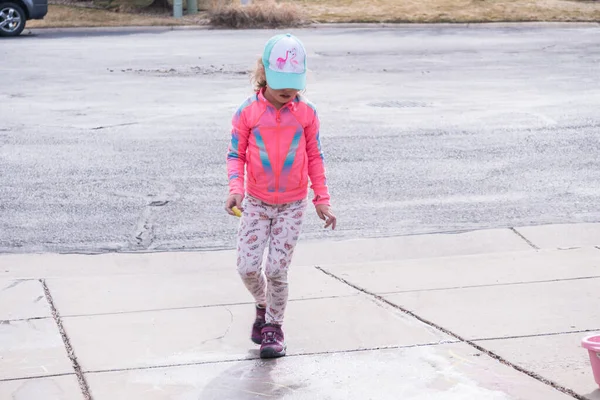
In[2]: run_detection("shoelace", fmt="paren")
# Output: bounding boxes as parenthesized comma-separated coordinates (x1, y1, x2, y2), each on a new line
(263, 331, 277, 344)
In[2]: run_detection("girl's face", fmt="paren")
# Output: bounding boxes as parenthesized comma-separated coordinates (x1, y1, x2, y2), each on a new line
(264, 85, 299, 108)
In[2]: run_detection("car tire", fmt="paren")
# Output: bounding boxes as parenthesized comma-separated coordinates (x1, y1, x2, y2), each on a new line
(0, 2, 26, 37)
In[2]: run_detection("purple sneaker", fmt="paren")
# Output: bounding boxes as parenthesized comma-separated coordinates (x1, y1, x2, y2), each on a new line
(251, 305, 266, 344)
(260, 324, 286, 359)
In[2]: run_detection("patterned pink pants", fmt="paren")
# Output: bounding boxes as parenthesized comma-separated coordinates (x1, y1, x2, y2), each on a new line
(236, 195, 307, 325)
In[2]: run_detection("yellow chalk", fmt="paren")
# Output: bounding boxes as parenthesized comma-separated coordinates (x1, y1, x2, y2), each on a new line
(232, 206, 242, 217)
(449, 349, 475, 365)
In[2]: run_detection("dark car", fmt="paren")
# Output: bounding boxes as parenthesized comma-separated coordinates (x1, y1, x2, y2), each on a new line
(0, 0, 47, 37)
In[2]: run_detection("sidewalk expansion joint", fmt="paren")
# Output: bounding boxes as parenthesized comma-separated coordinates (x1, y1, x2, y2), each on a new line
(0, 372, 74, 383)
(474, 328, 600, 342)
(82, 341, 454, 376)
(1, 316, 51, 324)
(376, 275, 600, 295)
(58, 294, 358, 319)
(315, 266, 585, 400)
(40, 279, 93, 400)
(509, 227, 540, 250)
(286, 342, 456, 359)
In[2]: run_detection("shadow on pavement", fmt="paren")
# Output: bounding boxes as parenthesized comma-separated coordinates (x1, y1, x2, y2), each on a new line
(586, 389, 600, 400)
(200, 351, 307, 399)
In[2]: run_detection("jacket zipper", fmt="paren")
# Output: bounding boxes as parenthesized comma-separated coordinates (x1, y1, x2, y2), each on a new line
(274, 107, 282, 204)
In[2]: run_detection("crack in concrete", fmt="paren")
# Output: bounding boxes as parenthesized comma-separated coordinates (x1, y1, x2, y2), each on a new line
(131, 182, 178, 251)
(376, 275, 600, 295)
(40, 279, 93, 400)
(134, 208, 155, 249)
(199, 307, 234, 345)
(315, 266, 586, 400)
(119, 65, 249, 77)
(149, 200, 169, 207)
(3, 279, 31, 291)
(91, 122, 138, 130)
(510, 227, 540, 250)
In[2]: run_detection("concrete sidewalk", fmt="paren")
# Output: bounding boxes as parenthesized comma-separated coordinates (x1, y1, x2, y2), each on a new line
(1, 223, 600, 399)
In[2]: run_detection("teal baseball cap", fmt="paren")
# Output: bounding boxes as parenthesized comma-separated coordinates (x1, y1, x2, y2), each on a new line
(262, 33, 307, 91)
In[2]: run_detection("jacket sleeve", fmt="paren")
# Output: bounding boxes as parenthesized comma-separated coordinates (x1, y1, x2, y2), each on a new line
(305, 108, 331, 206)
(226, 106, 250, 196)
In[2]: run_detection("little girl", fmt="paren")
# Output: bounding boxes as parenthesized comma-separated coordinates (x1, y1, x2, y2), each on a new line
(225, 33, 336, 359)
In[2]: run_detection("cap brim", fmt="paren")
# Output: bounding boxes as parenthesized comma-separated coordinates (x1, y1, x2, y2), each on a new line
(265, 69, 306, 91)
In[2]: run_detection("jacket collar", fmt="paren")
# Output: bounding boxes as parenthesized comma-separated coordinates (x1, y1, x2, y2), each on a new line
(257, 88, 298, 112)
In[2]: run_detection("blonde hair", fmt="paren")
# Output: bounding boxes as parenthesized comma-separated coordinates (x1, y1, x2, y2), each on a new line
(251, 56, 267, 92)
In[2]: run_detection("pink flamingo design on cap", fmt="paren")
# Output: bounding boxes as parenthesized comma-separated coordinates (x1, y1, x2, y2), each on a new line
(288, 48, 299, 67)
(276, 48, 299, 70)
(276, 51, 289, 69)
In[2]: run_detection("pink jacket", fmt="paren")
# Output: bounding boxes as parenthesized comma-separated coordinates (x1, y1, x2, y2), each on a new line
(227, 89, 330, 206)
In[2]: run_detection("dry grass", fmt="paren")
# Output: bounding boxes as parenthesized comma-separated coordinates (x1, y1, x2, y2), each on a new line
(296, 0, 600, 23)
(208, 0, 305, 28)
(27, 4, 201, 28)
(27, 0, 600, 29)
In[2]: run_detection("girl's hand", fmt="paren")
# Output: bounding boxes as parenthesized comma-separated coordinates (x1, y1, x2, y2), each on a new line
(316, 204, 337, 230)
(225, 194, 244, 216)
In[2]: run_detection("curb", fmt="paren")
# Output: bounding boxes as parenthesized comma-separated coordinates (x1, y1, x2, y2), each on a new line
(24, 25, 211, 35)
(308, 21, 600, 29)
(26, 21, 600, 35)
